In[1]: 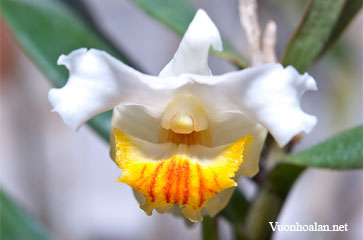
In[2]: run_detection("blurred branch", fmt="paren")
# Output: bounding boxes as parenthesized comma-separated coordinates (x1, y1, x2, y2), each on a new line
(262, 21, 277, 64)
(239, 0, 277, 66)
(220, 189, 250, 224)
(239, 0, 263, 66)
(245, 164, 305, 239)
(131, 0, 248, 68)
(202, 216, 219, 240)
(220, 189, 250, 240)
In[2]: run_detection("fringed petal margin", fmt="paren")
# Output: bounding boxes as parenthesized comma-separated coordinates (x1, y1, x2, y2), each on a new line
(114, 129, 252, 222)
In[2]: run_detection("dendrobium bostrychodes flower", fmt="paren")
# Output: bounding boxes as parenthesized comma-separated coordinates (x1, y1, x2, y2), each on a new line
(48, 9, 317, 222)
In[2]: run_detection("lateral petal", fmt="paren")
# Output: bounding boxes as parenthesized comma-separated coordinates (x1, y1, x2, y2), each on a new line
(109, 105, 163, 160)
(211, 111, 268, 177)
(49, 48, 184, 130)
(187, 64, 317, 147)
(201, 187, 235, 218)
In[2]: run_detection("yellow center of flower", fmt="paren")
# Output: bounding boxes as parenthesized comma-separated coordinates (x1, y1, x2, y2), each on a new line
(161, 95, 209, 133)
(170, 113, 194, 134)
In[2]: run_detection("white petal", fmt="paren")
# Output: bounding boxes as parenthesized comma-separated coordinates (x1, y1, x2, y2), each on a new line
(49, 48, 185, 130)
(109, 105, 162, 160)
(159, 9, 222, 77)
(184, 64, 317, 147)
(236, 126, 267, 177)
(202, 187, 235, 217)
(210, 111, 267, 177)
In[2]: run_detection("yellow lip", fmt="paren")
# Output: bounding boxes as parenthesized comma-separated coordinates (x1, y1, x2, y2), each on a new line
(114, 128, 252, 222)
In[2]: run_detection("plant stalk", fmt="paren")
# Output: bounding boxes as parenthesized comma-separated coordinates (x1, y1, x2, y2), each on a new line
(202, 216, 219, 240)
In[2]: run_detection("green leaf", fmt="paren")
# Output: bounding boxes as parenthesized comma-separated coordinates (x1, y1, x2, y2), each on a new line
(245, 126, 363, 239)
(265, 163, 305, 196)
(1, 0, 143, 141)
(0, 189, 52, 240)
(285, 125, 363, 169)
(320, 0, 363, 56)
(281, 0, 362, 73)
(130, 0, 248, 68)
(60, 0, 141, 69)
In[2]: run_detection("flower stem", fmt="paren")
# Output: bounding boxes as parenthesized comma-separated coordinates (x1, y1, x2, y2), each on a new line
(220, 189, 249, 224)
(245, 164, 305, 239)
(202, 216, 219, 240)
(244, 185, 283, 239)
(219, 189, 250, 239)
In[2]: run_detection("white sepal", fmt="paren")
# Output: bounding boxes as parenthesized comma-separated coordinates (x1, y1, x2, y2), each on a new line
(159, 9, 222, 77)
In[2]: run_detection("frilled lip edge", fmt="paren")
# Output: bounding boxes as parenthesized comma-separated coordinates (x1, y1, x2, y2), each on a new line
(113, 128, 253, 222)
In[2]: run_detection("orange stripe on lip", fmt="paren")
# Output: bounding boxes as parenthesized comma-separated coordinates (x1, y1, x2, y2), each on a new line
(135, 164, 147, 189)
(182, 160, 190, 205)
(173, 160, 182, 204)
(148, 162, 164, 202)
(212, 170, 222, 191)
(196, 165, 205, 208)
(164, 158, 176, 203)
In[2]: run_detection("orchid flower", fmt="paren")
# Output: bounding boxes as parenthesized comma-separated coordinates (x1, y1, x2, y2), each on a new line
(48, 9, 317, 222)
